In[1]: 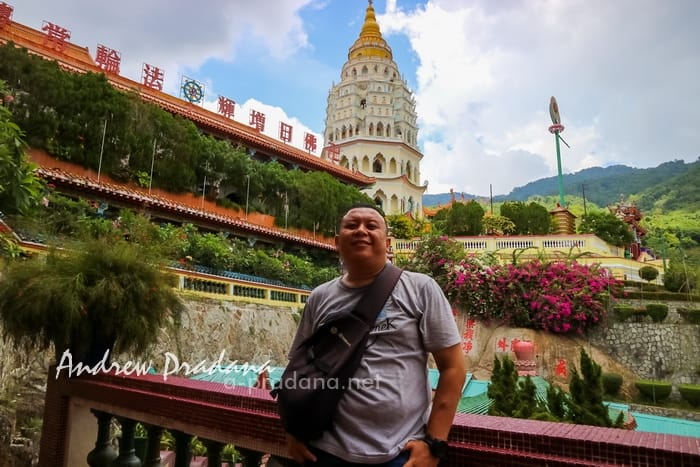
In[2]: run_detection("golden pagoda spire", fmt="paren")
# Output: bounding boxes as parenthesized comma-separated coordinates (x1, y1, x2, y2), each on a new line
(348, 0, 393, 60)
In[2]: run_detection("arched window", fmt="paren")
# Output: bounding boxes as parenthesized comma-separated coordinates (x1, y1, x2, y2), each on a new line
(373, 153, 385, 173)
(374, 196, 383, 210)
(369, 123, 374, 136)
(361, 65, 368, 75)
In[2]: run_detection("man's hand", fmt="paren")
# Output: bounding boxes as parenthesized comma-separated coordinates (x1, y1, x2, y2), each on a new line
(286, 434, 317, 464)
(403, 439, 439, 467)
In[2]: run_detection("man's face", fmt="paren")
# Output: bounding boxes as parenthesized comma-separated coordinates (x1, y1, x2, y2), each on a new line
(335, 207, 390, 267)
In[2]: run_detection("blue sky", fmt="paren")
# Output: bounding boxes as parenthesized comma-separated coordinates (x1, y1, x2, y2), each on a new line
(10, 0, 700, 196)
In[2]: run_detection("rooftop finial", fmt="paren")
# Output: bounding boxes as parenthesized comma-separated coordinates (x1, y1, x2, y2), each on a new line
(347, 0, 393, 60)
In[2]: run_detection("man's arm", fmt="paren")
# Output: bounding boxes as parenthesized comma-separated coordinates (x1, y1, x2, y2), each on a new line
(405, 343, 465, 466)
(426, 343, 466, 440)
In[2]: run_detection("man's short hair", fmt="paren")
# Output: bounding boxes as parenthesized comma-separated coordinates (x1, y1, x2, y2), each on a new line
(339, 203, 387, 231)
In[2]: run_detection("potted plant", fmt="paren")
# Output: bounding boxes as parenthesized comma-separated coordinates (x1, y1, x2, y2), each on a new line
(0, 237, 184, 365)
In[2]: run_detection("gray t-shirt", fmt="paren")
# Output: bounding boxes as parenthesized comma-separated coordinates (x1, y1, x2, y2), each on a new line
(290, 269, 461, 463)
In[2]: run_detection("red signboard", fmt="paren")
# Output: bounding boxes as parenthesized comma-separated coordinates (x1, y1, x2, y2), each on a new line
(95, 45, 121, 74)
(217, 96, 235, 118)
(0, 2, 13, 30)
(249, 110, 266, 132)
(304, 133, 317, 152)
(142, 64, 164, 90)
(325, 143, 340, 162)
(42, 21, 70, 52)
(279, 122, 293, 143)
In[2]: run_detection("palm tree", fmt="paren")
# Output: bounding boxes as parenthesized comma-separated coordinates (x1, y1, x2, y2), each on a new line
(0, 237, 185, 364)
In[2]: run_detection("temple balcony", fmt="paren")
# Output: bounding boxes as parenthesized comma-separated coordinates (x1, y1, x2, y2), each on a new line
(39, 368, 699, 466)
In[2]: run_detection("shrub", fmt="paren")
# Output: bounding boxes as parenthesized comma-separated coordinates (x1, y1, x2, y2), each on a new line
(612, 305, 635, 322)
(678, 384, 700, 407)
(677, 307, 700, 324)
(602, 372, 623, 396)
(617, 290, 700, 302)
(638, 265, 659, 283)
(632, 307, 647, 322)
(635, 380, 673, 402)
(645, 303, 668, 323)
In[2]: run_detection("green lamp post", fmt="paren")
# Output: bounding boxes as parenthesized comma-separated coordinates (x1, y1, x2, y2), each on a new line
(549, 96, 567, 207)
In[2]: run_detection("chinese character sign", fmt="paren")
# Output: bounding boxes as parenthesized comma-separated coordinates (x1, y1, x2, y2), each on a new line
(304, 133, 317, 153)
(325, 143, 340, 162)
(217, 96, 235, 118)
(279, 122, 293, 143)
(95, 44, 121, 74)
(0, 2, 13, 30)
(142, 63, 164, 90)
(249, 110, 266, 132)
(42, 21, 70, 52)
(461, 317, 477, 354)
(555, 359, 568, 378)
(496, 337, 508, 352)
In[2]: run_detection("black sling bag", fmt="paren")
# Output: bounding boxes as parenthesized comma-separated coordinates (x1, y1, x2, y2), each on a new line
(271, 263, 403, 441)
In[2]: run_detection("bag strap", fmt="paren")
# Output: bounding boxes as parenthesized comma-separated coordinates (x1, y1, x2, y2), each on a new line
(351, 263, 403, 326)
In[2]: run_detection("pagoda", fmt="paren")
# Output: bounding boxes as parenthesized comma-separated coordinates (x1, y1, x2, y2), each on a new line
(322, 0, 426, 217)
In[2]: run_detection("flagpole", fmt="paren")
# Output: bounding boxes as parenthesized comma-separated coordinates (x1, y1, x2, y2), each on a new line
(148, 138, 157, 194)
(97, 118, 107, 182)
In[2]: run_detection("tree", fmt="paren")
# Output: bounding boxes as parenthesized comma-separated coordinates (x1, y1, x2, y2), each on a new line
(578, 211, 634, 247)
(387, 214, 417, 239)
(638, 265, 659, 283)
(482, 214, 516, 235)
(487, 356, 519, 416)
(0, 80, 44, 215)
(0, 238, 185, 362)
(500, 201, 552, 234)
(445, 200, 484, 236)
(488, 355, 549, 420)
(565, 349, 623, 428)
(524, 202, 552, 234)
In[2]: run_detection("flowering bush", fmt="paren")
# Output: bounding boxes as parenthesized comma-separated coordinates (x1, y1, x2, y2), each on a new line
(404, 238, 623, 334)
(443, 257, 498, 319)
(490, 260, 621, 334)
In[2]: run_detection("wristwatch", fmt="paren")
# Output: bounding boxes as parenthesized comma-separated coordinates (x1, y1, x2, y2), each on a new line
(421, 433, 449, 460)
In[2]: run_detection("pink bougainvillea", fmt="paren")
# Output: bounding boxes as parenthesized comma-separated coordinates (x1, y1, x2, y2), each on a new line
(443, 258, 622, 335)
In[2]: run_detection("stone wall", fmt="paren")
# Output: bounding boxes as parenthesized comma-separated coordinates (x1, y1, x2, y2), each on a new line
(588, 300, 700, 385)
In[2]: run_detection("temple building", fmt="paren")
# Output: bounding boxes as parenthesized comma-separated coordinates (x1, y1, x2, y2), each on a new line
(322, 1, 426, 217)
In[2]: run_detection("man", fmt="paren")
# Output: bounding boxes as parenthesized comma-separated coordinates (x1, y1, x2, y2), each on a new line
(286, 204, 466, 466)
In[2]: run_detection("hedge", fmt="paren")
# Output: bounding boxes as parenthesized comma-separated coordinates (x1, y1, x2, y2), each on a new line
(635, 380, 673, 402)
(612, 305, 635, 322)
(678, 384, 700, 407)
(602, 372, 623, 396)
(677, 308, 700, 324)
(619, 290, 700, 302)
(645, 303, 668, 323)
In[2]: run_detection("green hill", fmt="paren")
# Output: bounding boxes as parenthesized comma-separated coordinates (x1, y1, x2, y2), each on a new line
(423, 158, 699, 209)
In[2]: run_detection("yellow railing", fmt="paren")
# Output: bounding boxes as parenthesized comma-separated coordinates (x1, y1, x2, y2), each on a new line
(172, 267, 310, 306)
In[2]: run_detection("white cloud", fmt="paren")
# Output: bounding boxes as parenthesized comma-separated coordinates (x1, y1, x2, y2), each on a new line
(380, 0, 700, 195)
(12, 0, 314, 93)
